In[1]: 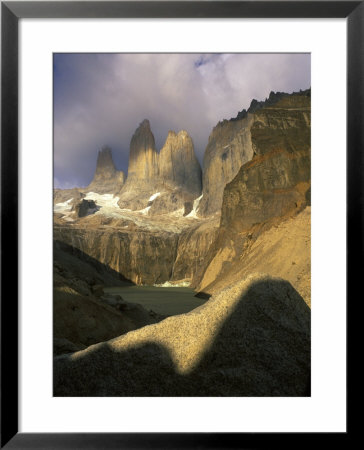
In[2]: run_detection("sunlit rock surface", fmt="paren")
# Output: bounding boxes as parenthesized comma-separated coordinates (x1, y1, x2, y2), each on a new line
(198, 89, 310, 217)
(54, 274, 311, 396)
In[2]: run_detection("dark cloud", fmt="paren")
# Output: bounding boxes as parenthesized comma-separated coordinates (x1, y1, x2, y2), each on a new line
(54, 53, 310, 188)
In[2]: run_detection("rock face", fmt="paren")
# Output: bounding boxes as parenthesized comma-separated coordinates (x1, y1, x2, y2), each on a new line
(171, 217, 219, 282)
(159, 130, 202, 195)
(54, 214, 217, 286)
(198, 114, 255, 216)
(54, 274, 311, 396)
(124, 119, 158, 185)
(118, 120, 202, 213)
(74, 199, 98, 217)
(195, 207, 311, 306)
(54, 224, 180, 285)
(198, 89, 311, 217)
(192, 91, 311, 303)
(87, 146, 125, 194)
(53, 241, 161, 355)
(54, 188, 84, 205)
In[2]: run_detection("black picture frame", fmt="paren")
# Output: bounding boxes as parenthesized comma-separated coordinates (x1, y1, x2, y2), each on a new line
(1, 1, 359, 448)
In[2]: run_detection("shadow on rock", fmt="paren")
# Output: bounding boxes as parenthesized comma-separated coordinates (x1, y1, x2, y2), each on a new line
(54, 275, 310, 397)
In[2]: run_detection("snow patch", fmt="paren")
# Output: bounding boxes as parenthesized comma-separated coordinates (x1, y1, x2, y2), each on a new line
(84, 192, 120, 208)
(137, 206, 151, 215)
(186, 194, 203, 218)
(148, 192, 161, 202)
(154, 280, 191, 288)
(54, 198, 73, 213)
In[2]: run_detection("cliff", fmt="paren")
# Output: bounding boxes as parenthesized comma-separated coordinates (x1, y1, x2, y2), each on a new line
(118, 120, 202, 214)
(198, 89, 311, 217)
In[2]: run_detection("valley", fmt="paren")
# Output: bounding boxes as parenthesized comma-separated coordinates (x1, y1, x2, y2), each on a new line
(53, 88, 311, 396)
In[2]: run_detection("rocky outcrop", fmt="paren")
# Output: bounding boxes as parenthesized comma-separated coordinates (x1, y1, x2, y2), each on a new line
(220, 150, 310, 233)
(54, 212, 218, 287)
(74, 199, 98, 217)
(54, 274, 311, 396)
(198, 89, 311, 217)
(54, 241, 162, 354)
(87, 146, 125, 194)
(198, 114, 255, 216)
(124, 119, 158, 186)
(192, 91, 311, 302)
(195, 207, 311, 306)
(54, 225, 180, 285)
(118, 120, 202, 214)
(159, 130, 202, 195)
(171, 217, 220, 282)
(54, 188, 84, 205)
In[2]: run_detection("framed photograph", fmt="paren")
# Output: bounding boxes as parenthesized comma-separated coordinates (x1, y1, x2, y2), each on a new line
(1, 1, 358, 448)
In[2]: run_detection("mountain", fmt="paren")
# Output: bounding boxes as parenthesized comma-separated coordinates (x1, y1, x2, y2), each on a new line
(123, 119, 158, 186)
(193, 91, 311, 304)
(159, 130, 202, 195)
(117, 120, 202, 214)
(53, 88, 311, 396)
(53, 89, 311, 299)
(87, 146, 125, 194)
(198, 89, 311, 216)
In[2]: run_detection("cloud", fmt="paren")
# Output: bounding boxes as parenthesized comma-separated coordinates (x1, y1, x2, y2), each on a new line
(54, 53, 310, 188)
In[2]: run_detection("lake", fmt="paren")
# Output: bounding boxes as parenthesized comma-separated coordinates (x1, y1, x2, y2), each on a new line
(103, 285, 207, 316)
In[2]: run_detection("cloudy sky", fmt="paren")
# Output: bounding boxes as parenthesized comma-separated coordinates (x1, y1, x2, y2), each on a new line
(54, 53, 310, 188)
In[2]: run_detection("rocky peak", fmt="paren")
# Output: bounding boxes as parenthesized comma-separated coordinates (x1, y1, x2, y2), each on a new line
(127, 119, 158, 182)
(159, 129, 202, 195)
(87, 146, 125, 194)
(93, 146, 117, 180)
(231, 88, 311, 122)
(199, 89, 311, 217)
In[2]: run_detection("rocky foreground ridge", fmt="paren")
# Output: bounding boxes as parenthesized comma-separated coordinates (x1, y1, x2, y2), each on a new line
(54, 88, 311, 396)
(54, 274, 310, 396)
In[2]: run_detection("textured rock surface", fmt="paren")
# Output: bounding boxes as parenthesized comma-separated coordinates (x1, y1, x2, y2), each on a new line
(159, 130, 202, 195)
(74, 199, 98, 218)
(220, 149, 310, 232)
(54, 188, 84, 205)
(54, 274, 311, 396)
(118, 120, 202, 213)
(54, 241, 162, 354)
(54, 225, 180, 285)
(87, 146, 125, 194)
(196, 207, 311, 306)
(171, 217, 219, 282)
(124, 119, 158, 185)
(54, 211, 217, 287)
(198, 114, 255, 217)
(199, 89, 310, 217)
(192, 91, 311, 303)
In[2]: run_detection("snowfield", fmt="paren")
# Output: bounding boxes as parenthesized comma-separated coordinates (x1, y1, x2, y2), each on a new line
(186, 194, 203, 218)
(54, 198, 73, 213)
(84, 192, 121, 208)
(54, 190, 204, 233)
